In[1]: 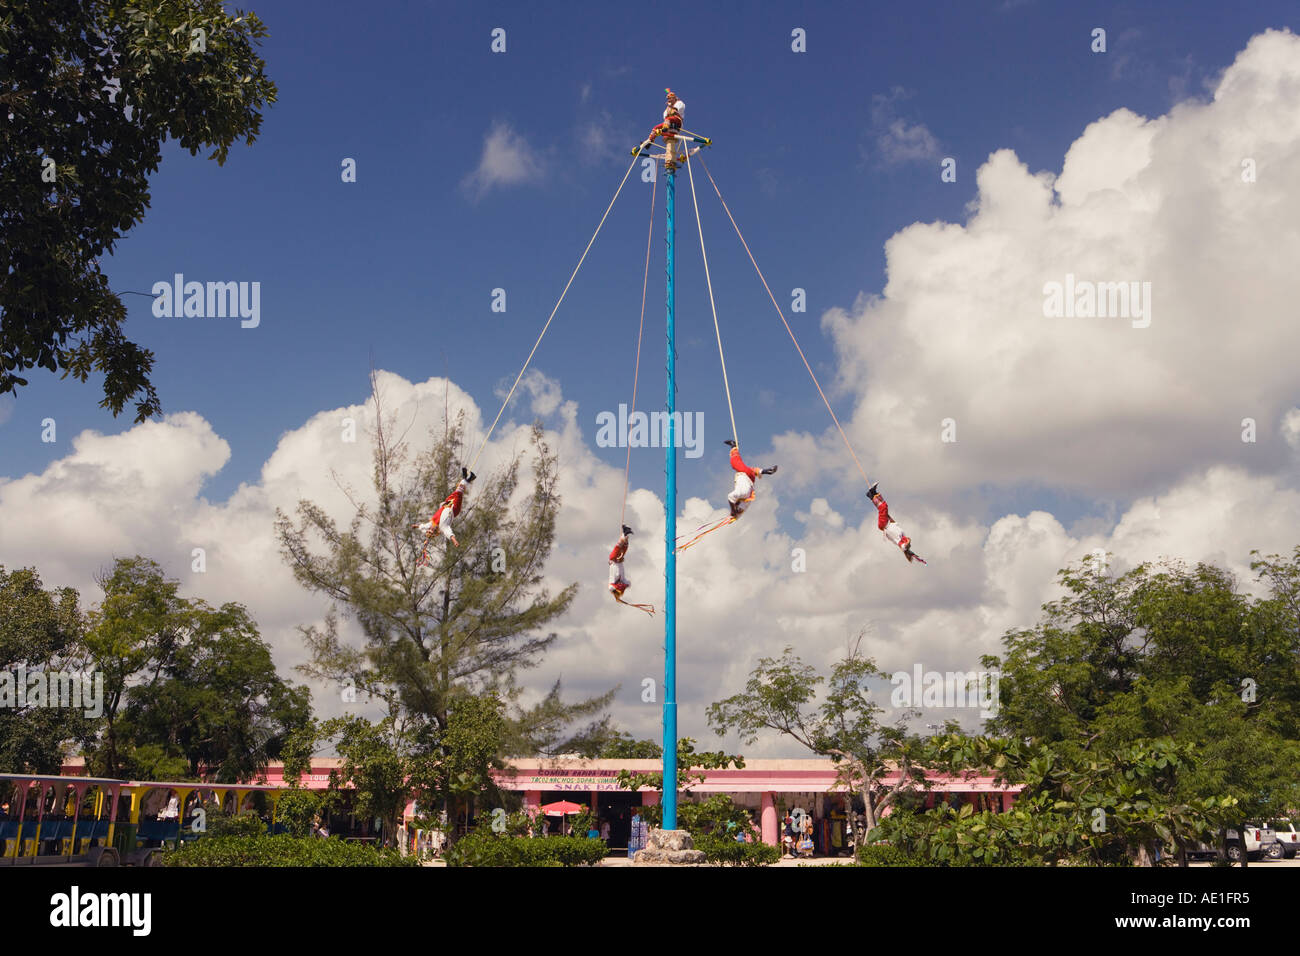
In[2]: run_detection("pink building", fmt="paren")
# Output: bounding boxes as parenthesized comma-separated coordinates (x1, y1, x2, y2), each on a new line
(60, 756, 1020, 853)
(491, 758, 1020, 852)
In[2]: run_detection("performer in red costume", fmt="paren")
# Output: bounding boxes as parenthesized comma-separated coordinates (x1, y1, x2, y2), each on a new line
(608, 525, 633, 597)
(725, 440, 777, 519)
(867, 482, 925, 564)
(648, 89, 686, 164)
(415, 467, 476, 553)
(609, 525, 654, 614)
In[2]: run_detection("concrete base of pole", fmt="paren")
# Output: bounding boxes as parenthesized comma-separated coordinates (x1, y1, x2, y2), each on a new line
(631, 828, 707, 865)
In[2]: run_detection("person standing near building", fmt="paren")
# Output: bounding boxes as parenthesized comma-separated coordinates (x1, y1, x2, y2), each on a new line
(800, 814, 815, 857)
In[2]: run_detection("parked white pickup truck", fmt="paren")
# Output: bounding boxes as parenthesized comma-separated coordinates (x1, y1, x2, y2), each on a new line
(1268, 822, 1299, 859)
(1188, 825, 1278, 861)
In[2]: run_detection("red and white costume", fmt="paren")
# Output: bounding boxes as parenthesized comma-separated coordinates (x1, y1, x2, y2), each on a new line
(728, 446, 762, 515)
(420, 478, 469, 544)
(874, 494, 912, 556)
(608, 534, 630, 595)
(650, 93, 686, 164)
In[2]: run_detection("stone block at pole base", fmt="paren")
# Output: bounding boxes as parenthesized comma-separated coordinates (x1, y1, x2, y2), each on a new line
(632, 828, 707, 866)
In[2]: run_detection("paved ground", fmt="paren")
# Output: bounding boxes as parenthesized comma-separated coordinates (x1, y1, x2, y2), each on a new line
(1187, 855, 1300, 867)
(596, 854, 850, 867)
(423, 852, 1300, 868)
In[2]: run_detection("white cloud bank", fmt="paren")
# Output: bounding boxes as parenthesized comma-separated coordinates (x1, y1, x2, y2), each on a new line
(825, 29, 1300, 502)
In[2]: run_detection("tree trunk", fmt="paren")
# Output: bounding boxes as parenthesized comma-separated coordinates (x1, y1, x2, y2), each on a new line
(861, 786, 877, 837)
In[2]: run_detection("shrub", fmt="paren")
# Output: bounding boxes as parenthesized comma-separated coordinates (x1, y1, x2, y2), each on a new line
(163, 834, 418, 867)
(205, 811, 268, 839)
(275, 787, 323, 837)
(694, 834, 781, 867)
(445, 828, 608, 867)
(855, 842, 933, 867)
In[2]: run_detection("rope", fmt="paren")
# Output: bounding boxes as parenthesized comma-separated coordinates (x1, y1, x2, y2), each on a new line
(673, 490, 753, 553)
(468, 152, 642, 473)
(622, 175, 657, 528)
(617, 596, 656, 616)
(684, 149, 738, 446)
(674, 514, 737, 553)
(697, 156, 872, 486)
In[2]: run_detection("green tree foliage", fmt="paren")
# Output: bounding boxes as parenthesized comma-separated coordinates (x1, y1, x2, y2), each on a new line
(275, 379, 612, 814)
(0, 0, 277, 420)
(598, 730, 663, 759)
(429, 692, 508, 833)
(205, 810, 267, 839)
(82, 556, 311, 780)
(707, 640, 933, 839)
(983, 553, 1300, 857)
(286, 691, 513, 849)
(0, 566, 91, 772)
(616, 737, 745, 829)
(318, 714, 418, 849)
(502, 678, 616, 758)
(121, 602, 312, 781)
(269, 721, 328, 837)
(275, 788, 323, 838)
(881, 734, 1238, 866)
(676, 794, 755, 842)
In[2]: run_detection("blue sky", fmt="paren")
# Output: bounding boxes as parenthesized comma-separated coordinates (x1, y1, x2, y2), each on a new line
(3, 0, 1287, 519)
(5, 2, 1300, 747)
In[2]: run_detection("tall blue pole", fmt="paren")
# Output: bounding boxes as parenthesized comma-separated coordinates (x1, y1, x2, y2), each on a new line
(662, 162, 678, 831)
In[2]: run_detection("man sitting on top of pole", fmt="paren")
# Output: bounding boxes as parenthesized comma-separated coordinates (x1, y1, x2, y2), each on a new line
(649, 88, 685, 165)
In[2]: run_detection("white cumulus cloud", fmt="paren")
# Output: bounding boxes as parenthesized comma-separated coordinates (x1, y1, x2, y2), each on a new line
(461, 121, 544, 199)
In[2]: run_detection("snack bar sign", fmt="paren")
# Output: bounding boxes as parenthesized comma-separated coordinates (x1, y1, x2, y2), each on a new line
(522, 769, 623, 791)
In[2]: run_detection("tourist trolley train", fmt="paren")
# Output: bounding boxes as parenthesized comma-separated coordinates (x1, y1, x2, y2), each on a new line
(0, 773, 284, 866)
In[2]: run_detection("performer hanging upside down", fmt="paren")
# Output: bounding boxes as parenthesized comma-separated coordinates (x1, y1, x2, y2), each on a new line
(609, 525, 654, 614)
(415, 467, 476, 551)
(725, 440, 777, 519)
(608, 525, 634, 597)
(867, 482, 925, 564)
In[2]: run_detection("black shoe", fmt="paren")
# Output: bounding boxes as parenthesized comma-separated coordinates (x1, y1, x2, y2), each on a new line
(461, 467, 468, 480)
(866, 482, 878, 499)
(724, 439, 736, 448)
(762, 465, 778, 475)
(622, 525, 633, 536)
(467, 470, 477, 483)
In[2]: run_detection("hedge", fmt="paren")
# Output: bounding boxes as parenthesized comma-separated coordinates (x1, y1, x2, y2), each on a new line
(445, 830, 609, 867)
(163, 834, 419, 867)
(693, 834, 781, 867)
(855, 842, 936, 867)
